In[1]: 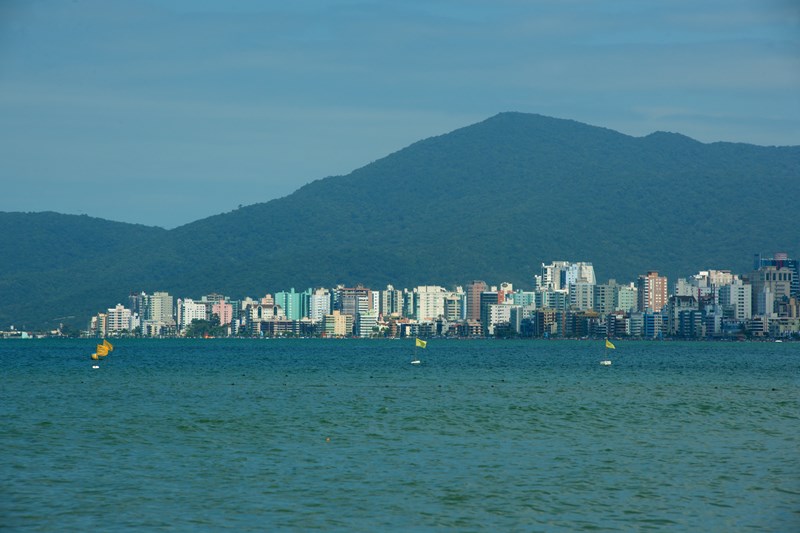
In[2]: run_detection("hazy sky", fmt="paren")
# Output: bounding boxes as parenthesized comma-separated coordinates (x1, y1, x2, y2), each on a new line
(1, 0, 798, 228)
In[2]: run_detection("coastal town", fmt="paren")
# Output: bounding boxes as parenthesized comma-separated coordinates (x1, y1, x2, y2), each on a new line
(42, 251, 793, 341)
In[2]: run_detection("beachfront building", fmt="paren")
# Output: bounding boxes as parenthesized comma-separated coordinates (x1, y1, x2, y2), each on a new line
(443, 292, 463, 321)
(106, 304, 137, 334)
(130, 291, 175, 336)
(274, 288, 310, 321)
(637, 271, 668, 312)
(243, 297, 286, 336)
(487, 302, 513, 335)
(466, 280, 487, 321)
(309, 288, 332, 323)
(212, 300, 233, 326)
(355, 310, 378, 338)
(88, 312, 107, 337)
(414, 285, 447, 321)
(323, 310, 353, 337)
(177, 298, 208, 332)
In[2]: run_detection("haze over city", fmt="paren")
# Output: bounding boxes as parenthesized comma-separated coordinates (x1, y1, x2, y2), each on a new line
(1, 0, 798, 228)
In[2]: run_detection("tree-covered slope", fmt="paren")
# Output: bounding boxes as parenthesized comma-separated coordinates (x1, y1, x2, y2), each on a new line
(1, 113, 798, 329)
(0, 212, 167, 329)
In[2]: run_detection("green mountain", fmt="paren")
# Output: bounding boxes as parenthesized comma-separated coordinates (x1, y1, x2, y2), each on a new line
(2, 113, 798, 330)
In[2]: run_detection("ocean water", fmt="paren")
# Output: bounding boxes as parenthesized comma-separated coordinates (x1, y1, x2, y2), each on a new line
(1, 339, 798, 531)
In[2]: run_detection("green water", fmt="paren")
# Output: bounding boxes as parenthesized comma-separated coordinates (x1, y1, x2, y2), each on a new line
(2, 339, 798, 531)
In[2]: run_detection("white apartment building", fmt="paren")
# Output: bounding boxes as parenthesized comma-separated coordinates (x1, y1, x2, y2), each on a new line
(309, 288, 331, 323)
(414, 285, 447, 321)
(106, 304, 136, 333)
(177, 298, 208, 331)
(487, 303, 513, 335)
(718, 279, 752, 321)
(355, 310, 378, 338)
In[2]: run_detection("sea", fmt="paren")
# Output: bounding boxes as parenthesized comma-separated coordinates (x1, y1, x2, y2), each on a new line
(2, 338, 798, 532)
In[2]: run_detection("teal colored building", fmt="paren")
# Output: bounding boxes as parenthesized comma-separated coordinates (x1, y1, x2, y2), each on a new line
(273, 288, 312, 321)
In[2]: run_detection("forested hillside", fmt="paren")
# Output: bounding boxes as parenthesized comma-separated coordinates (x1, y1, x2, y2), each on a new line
(2, 113, 798, 329)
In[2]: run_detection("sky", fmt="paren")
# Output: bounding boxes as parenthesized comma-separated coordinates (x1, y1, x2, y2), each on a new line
(1, 0, 798, 229)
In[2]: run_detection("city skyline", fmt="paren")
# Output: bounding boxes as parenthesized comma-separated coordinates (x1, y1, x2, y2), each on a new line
(76, 253, 799, 340)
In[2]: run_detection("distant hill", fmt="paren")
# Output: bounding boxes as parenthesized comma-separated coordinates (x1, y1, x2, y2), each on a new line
(2, 113, 798, 330)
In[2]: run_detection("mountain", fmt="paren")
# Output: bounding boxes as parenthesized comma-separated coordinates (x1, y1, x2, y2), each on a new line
(2, 112, 798, 330)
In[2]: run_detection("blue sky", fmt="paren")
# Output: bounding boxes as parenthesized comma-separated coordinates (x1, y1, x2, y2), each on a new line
(1, 0, 798, 228)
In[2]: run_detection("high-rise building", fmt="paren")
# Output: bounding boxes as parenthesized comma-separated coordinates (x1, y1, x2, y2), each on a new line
(616, 283, 638, 313)
(177, 298, 208, 331)
(336, 286, 372, 317)
(540, 261, 570, 291)
(414, 286, 447, 321)
(309, 288, 332, 323)
(89, 312, 108, 337)
(754, 253, 799, 298)
(487, 303, 513, 335)
(536, 290, 569, 311)
(201, 293, 227, 305)
(667, 295, 698, 335)
(593, 281, 618, 314)
(202, 293, 232, 325)
(499, 282, 514, 301)
(479, 290, 500, 335)
(466, 280, 487, 321)
(570, 282, 594, 311)
(751, 267, 792, 316)
(539, 261, 595, 291)
(510, 290, 536, 308)
(355, 310, 378, 338)
(673, 278, 696, 298)
(565, 262, 596, 286)
(323, 310, 352, 337)
(132, 291, 175, 336)
(443, 293, 462, 321)
(143, 291, 174, 325)
(106, 303, 135, 333)
(274, 288, 309, 321)
(379, 285, 404, 317)
(718, 279, 752, 321)
(637, 271, 668, 312)
(212, 300, 233, 326)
